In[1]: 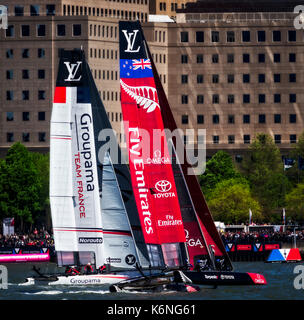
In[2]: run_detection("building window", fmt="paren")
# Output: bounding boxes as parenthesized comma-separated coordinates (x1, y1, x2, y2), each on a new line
(22, 133, 30, 142)
(6, 112, 14, 121)
(272, 30, 281, 42)
(258, 53, 265, 63)
(197, 95, 204, 104)
(242, 31, 250, 42)
(197, 115, 204, 124)
(38, 48, 45, 58)
(226, 31, 235, 42)
(181, 55, 188, 64)
(289, 53, 296, 62)
(289, 94, 296, 103)
(212, 94, 219, 104)
(259, 114, 266, 124)
(6, 91, 13, 101)
(273, 53, 280, 63)
(73, 24, 82, 36)
(258, 74, 265, 83)
(38, 112, 45, 121)
(289, 74, 296, 83)
(213, 135, 219, 144)
(37, 24, 46, 36)
(228, 94, 234, 104)
(180, 31, 188, 42)
(197, 54, 203, 63)
(15, 5, 24, 16)
(259, 94, 266, 103)
(6, 25, 14, 37)
(23, 112, 30, 121)
(57, 24, 66, 36)
(38, 69, 45, 79)
(274, 134, 281, 144)
(21, 25, 30, 37)
(243, 74, 250, 83)
(181, 115, 188, 124)
(273, 74, 280, 83)
(30, 5, 40, 16)
(227, 74, 234, 83)
(196, 31, 204, 42)
(257, 30, 265, 42)
(243, 54, 250, 63)
(227, 54, 234, 63)
(290, 134, 297, 144)
(6, 49, 13, 59)
(212, 54, 218, 63)
(39, 132, 46, 142)
(22, 70, 29, 79)
(213, 114, 220, 124)
(290, 114, 297, 123)
(274, 94, 281, 103)
(244, 135, 250, 144)
(181, 74, 188, 84)
(228, 115, 235, 124)
(38, 91, 46, 100)
(274, 114, 281, 123)
(181, 95, 188, 104)
(22, 91, 29, 100)
(228, 135, 235, 144)
(22, 49, 29, 58)
(46, 4, 56, 16)
(243, 94, 250, 103)
(7, 133, 14, 142)
(197, 74, 203, 83)
(6, 70, 13, 79)
(211, 31, 219, 42)
(243, 114, 250, 124)
(288, 30, 296, 42)
(212, 74, 219, 83)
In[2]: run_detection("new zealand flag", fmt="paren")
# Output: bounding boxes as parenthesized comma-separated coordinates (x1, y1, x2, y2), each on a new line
(120, 59, 153, 79)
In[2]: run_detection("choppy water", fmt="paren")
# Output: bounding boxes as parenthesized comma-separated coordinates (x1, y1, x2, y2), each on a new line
(1, 261, 304, 300)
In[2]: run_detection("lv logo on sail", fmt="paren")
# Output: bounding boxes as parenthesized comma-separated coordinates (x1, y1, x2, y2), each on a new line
(64, 61, 82, 81)
(122, 30, 140, 53)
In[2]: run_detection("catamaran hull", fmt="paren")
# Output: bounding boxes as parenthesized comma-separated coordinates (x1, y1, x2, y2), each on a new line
(21, 273, 135, 286)
(182, 271, 267, 286)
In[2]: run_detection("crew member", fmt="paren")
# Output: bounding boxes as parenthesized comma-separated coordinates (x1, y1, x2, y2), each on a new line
(184, 259, 193, 271)
(194, 259, 209, 272)
(65, 265, 80, 276)
(84, 262, 94, 274)
(97, 264, 107, 274)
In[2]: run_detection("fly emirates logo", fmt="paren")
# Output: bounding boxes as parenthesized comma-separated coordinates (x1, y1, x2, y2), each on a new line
(129, 127, 153, 235)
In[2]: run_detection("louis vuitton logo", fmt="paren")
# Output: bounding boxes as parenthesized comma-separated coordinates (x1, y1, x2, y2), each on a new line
(64, 61, 82, 81)
(122, 29, 140, 53)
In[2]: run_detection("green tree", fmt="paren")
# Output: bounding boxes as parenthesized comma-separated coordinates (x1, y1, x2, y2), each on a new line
(241, 133, 290, 218)
(285, 183, 304, 222)
(200, 150, 242, 197)
(207, 178, 263, 224)
(0, 143, 44, 231)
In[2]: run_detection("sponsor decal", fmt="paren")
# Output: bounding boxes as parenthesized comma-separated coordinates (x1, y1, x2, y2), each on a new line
(153, 180, 176, 199)
(125, 254, 136, 265)
(220, 274, 235, 280)
(106, 257, 122, 264)
(70, 277, 101, 285)
(78, 237, 103, 244)
(64, 61, 82, 81)
(184, 229, 204, 248)
(146, 150, 170, 165)
(122, 30, 140, 53)
(204, 275, 218, 280)
(158, 215, 183, 227)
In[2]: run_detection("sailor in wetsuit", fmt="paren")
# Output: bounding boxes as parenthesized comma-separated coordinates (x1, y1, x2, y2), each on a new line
(65, 265, 80, 276)
(194, 259, 210, 272)
(84, 262, 94, 275)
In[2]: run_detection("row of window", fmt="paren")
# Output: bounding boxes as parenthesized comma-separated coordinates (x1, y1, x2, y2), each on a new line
(5, 48, 45, 59)
(6, 91, 46, 101)
(181, 114, 299, 125)
(159, 2, 184, 12)
(6, 69, 46, 80)
(6, 132, 46, 143)
(180, 73, 297, 84)
(12, 4, 55, 16)
(180, 30, 298, 43)
(181, 94, 298, 104)
(208, 134, 297, 145)
(90, 49, 118, 60)
(6, 112, 45, 122)
(181, 52, 296, 64)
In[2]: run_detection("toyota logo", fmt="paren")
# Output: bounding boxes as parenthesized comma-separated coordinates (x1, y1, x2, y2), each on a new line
(155, 180, 172, 192)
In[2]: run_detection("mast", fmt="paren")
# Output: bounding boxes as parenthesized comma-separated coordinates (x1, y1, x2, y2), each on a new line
(119, 21, 188, 268)
(143, 25, 233, 271)
(50, 49, 149, 269)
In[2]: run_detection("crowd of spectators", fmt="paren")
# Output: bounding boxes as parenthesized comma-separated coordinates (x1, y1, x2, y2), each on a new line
(0, 228, 54, 248)
(221, 229, 304, 244)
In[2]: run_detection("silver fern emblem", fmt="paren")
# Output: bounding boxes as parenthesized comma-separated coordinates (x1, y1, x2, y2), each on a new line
(120, 79, 160, 113)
